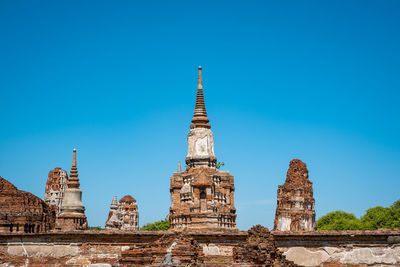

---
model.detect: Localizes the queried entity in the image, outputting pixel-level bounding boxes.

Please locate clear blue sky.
[0,1,399,230]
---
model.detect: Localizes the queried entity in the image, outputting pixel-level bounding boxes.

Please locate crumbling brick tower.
[44,167,68,215]
[169,67,237,229]
[274,159,315,231]
[55,149,87,231]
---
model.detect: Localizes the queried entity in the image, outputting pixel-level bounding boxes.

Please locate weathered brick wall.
[0,176,55,234]
[0,229,399,266]
[274,230,400,266]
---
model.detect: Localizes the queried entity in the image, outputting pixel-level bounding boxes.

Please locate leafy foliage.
[88,226,103,230]
[316,199,400,230]
[361,206,392,230]
[361,201,400,229]
[316,211,361,230]
[216,161,225,169]
[141,219,170,231]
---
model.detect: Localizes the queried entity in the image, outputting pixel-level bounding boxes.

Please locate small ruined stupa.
[55,149,87,231]
[105,195,139,230]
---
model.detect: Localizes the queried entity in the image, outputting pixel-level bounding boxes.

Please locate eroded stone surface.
[7,243,79,257]
[281,246,400,266]
[339,246,400,265]
[284,247,329,266]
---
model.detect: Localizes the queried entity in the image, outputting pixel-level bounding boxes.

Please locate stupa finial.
[191,66,210,129]
[68,148,80,189]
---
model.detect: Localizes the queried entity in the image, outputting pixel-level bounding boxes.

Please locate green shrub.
[316,211,361,230]
[87,226,103,230]
[316,199,400,230]
[141,219,170,231]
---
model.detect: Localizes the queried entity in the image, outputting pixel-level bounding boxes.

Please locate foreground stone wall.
[0,229,399,266]
[275,230,400,266]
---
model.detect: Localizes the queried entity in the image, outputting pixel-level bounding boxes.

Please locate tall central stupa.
[169,67,237,229]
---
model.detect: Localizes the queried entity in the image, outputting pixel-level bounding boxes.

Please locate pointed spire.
[68,148,80,189]
[72,148,77,167]
[178,161,182,172]
[111,196,118,209]
[191,66,211,129]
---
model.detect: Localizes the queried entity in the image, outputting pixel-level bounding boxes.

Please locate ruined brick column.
[274,159,315,231]
[234,225,299,266]
[44,167,68,215]
[169,67,237,229]
[55,149,87,231]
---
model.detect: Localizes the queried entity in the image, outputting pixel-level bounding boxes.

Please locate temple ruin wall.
[0,230,399,266]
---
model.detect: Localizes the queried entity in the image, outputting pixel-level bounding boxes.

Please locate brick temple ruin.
[0,67,399,266]
[105,195,139,230]
[0,176,55,233]
[169,66,236,229]
[274,159,316,231]
[44,167,68,215]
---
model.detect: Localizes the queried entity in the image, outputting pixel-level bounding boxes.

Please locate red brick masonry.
[0,229,398,266]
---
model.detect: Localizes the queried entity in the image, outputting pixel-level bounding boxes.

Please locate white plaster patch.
[277,215,291,231]
[202,244,220,256]
[323,246,339,255]
[121,246,130,252]
[340,247,399,265]
[66,255,91,265]
[284,247,329,267]
[7,243,79,257]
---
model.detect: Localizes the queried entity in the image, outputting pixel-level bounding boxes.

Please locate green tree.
[316,211,362,230]
[391,200,400,210]
[360,206,392,230]
[141,219,170,231]
[389,200,400,228]
[317,200,400,231]
[360,200,400,230]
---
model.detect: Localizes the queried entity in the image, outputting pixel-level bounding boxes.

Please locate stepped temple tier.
[169,67,237,229]
[0,176,55,233]
[55,149,88,231]
[274,159,316,231]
